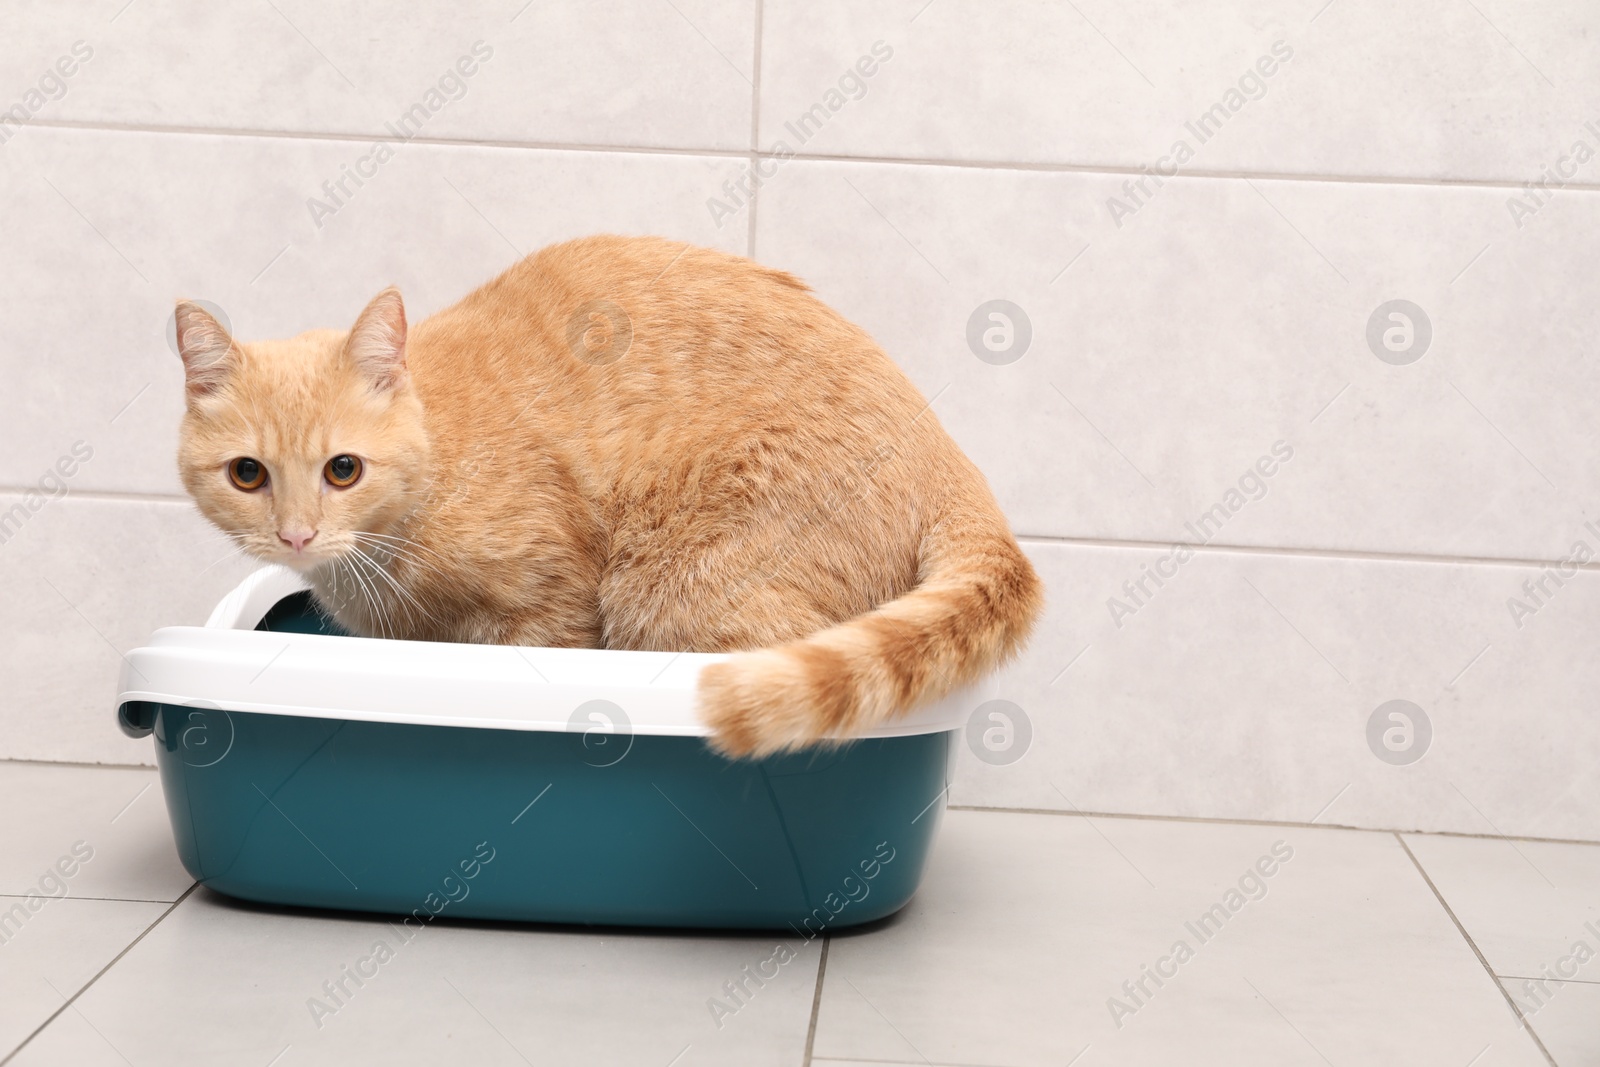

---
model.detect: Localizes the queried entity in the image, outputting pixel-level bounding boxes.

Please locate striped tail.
[697,502,1043,757]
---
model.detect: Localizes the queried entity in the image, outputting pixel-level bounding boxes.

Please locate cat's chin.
[269,552,328,574]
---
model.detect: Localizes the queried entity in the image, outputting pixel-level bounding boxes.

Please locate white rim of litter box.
[114,566,973,738]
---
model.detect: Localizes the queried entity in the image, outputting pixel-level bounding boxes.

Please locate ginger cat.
[176,236,1041,756]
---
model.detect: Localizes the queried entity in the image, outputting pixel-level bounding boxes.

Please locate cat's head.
[176,289,431,572]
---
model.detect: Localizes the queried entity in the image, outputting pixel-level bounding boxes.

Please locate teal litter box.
[115,567,966,930]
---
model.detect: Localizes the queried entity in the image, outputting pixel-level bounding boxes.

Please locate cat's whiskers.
[196,542,249,578]
[349,530,453,573]
[347,543,431,628]
[333,551,390,639]
[360,567,395,641]
[342,540,440,641]
[347,532,454,610]
[358,560,398,640]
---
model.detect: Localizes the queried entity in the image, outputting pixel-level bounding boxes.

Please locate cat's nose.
[278,528,317,553]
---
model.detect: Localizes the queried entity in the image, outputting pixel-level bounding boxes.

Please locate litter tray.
[115,567,966,930]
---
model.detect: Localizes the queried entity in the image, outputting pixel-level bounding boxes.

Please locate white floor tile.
[0,764,190,901]
[814,811,1547,1066]
[1404,833,1600,987]
[0,896,168,1060]
[0,796,1571,1067]
[1501,978,1600,1067]
[3,1008,130,1067]
[9,887,821,1066]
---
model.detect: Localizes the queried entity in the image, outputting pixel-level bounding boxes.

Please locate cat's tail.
[696,501,1043,757]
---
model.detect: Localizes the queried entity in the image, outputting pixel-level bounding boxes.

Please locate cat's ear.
[346,287,408,392]
[174,300,236,398]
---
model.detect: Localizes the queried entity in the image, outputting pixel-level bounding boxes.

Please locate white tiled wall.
[1,1,1594,840]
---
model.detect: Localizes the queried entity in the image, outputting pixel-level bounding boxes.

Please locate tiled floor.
[3,761,1592,1066]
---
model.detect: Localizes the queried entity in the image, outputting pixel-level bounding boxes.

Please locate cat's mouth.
[273,548,326,572]
[266,537,389,576]
[256,538,337,572]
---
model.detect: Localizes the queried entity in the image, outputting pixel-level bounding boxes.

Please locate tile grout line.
[1013,533,1600,574]
[944,804,1600,849]
[15,116,758,157]
[1499,973,1600,989]
[801,935,831,1067]
[811,1057,1026,1067]
[0,488,194,505]
[0,759,166,772]
[0,881,199,1066]
[0,893,182,904]
[1393,833,1559,1067]
[746,0,764,261]
[14,116,1600,194]
[748,148,1600,193]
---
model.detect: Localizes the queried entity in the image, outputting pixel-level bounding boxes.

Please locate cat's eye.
[227,457,267,491]
[325,454,363,488]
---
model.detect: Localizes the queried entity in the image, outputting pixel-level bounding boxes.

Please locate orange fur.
[177,236,1043,756]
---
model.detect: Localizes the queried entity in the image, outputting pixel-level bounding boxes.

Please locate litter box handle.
[118,701,158,739]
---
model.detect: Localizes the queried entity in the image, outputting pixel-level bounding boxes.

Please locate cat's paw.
[697,650,833,759]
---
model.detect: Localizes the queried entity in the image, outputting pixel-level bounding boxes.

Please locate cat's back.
[411,234,949,513]
[574,235,916,396]
[426,234,924,419]
[534,233,812,303]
